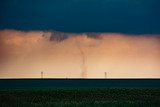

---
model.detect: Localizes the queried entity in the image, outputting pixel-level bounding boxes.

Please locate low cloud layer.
[0,30,160,78]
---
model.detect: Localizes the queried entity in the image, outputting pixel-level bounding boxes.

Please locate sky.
[0,0,160,78]
[0,0,160,34]
[0,30,160,78]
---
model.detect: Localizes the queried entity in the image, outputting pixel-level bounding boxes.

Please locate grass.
[0,88,160,107]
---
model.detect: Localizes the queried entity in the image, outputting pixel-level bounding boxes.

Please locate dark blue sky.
[0,0,160,34]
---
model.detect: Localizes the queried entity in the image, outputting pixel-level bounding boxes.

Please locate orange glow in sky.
[0,30,160,78]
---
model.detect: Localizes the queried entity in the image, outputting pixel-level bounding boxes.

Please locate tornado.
[75,37,88,78]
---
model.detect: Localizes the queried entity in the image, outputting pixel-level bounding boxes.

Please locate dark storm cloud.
[0,0,160,34]
[86,33,101,39]
[49,32,69,42]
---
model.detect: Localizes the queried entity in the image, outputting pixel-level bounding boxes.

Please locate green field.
[0,88,160,107]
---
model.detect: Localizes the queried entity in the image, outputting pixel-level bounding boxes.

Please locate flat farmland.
[0,88,160,107]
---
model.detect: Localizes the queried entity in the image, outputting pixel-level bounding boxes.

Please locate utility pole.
[41,71,43,79]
